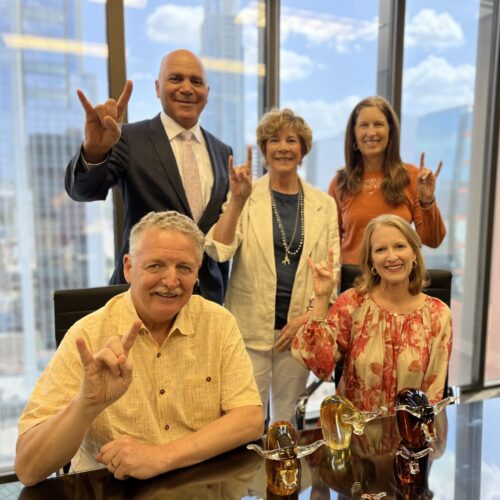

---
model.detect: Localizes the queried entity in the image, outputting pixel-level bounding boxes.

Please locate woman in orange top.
[329,96,446,264]
[292,214,452,412]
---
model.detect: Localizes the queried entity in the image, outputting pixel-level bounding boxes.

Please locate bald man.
[65,50,231,304]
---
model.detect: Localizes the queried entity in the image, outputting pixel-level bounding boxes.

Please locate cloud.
[146,4,203,46]
[281,7,378,52]
[128,71,155,81]
[88,0,148,7]
[405,9,464,51]
[403,55,475,115]
[236,2,377,53]
[480,461,500,500]
[280,49,314,82]
[282,95,361,140]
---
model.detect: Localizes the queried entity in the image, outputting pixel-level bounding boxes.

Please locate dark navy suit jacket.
[65,113,231,304]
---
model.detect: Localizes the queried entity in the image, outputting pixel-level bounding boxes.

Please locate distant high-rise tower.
[200,0,245,159]
[0,0,106,385]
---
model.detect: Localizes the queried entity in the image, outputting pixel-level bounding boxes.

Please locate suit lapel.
[148,114,192,215]
[296,180,324,276]
[248,175,276,276]
[199,128,228,229]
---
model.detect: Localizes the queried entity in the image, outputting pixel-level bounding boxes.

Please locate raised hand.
[76,319,141,409]
[77,80,133,163]
[228,146,253,205]
[307,247,337,299]
[418,152,442,204]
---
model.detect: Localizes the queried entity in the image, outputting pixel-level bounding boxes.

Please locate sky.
[81,0,478,145]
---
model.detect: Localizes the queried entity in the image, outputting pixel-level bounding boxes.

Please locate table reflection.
[2,396,499,499]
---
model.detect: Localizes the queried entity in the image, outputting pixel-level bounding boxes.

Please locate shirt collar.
[160,111,203,144]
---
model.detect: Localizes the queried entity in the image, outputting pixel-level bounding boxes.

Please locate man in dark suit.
[65,49,231,304]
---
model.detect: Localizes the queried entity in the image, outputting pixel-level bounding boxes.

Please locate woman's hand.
[418,152,442,205]
[228,146,253,206]
[274,315,307,352]
[307,247,336,299]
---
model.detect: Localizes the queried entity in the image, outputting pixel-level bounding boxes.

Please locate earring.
[371,267,378,276]
[195,278,200,287]
[353,142,359,151]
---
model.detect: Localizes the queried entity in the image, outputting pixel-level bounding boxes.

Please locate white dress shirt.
[160,111,214,213]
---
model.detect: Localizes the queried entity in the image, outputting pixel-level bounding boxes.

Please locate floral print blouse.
[292,288,452,412]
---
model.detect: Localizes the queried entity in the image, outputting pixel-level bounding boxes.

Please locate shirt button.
[164,424,169,431]
[159,389,165,395]
[156,352,161,358]
[206,376,212,382]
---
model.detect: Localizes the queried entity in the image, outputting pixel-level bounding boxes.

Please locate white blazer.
[205,174,340,351]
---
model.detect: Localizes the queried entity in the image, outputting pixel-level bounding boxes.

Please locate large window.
[487,147,500,384]
[0,0,113,470]
[124,0,263,165]
[400,1,480,387]
[279,1,379,191]
[1,0,500,475]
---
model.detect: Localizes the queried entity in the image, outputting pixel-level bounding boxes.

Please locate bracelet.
[310,316,328,325]
[420,196,435,208]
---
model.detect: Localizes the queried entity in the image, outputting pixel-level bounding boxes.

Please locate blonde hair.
[256,108,313,159]
[356,214,428,295]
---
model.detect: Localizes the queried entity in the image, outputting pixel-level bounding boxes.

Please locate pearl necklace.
[270,182,304,265]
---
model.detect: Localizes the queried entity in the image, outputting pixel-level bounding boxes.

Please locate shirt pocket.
[182,376,221,429]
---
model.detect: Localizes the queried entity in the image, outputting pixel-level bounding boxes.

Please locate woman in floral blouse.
[292,214,452,412]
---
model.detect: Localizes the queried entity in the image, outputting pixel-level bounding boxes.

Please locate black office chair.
[294,265,453,430]
[52,284,129,474]
[54,284,129,346]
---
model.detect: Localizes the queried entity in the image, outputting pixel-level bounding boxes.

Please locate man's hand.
[76,319,141,409]
[77,80,133,163]
[228,146,253,206]
[96,436,165,480]
[418,152,442,205]
[274,315,307,352]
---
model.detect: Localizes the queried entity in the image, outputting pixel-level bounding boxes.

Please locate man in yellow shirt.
[15,211,263,486]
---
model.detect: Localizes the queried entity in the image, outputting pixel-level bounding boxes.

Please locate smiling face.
[370,224,416,287]
[265,127,303,177]
[354,106,390,163]
[155,50,209,129]
[123,228,199,333]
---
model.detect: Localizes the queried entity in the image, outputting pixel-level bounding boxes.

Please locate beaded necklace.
[270,181,304,265]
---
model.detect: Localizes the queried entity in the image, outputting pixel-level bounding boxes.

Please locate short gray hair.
[129,211,205,264]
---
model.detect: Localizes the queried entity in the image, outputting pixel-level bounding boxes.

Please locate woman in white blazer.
[205,109,340,423]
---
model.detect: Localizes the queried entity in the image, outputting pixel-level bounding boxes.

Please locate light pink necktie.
[180,131,203,222]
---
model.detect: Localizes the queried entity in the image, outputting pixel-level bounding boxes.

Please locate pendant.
[282,254,290,265]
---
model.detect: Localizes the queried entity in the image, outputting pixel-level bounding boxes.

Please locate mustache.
[150,287,183,297]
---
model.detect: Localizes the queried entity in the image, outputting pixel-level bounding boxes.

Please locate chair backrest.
[339,264,453,307]
[53,284,129,347]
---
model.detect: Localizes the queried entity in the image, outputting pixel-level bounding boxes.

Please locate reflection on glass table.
[1,396,498,499]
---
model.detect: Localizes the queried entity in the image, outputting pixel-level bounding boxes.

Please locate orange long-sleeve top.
[328,164,446,264]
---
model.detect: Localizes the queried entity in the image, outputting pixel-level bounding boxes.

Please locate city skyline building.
[200,0,245,161]
[0,0,112,468]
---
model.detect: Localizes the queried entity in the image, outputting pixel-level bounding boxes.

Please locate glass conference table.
[1,395,498,499]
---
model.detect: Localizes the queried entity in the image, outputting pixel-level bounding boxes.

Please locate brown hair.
[256,108,312,160]
[356,214,428,295]
[335,96,409,205]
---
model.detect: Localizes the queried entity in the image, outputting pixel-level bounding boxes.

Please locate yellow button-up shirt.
[19,292,261,472]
